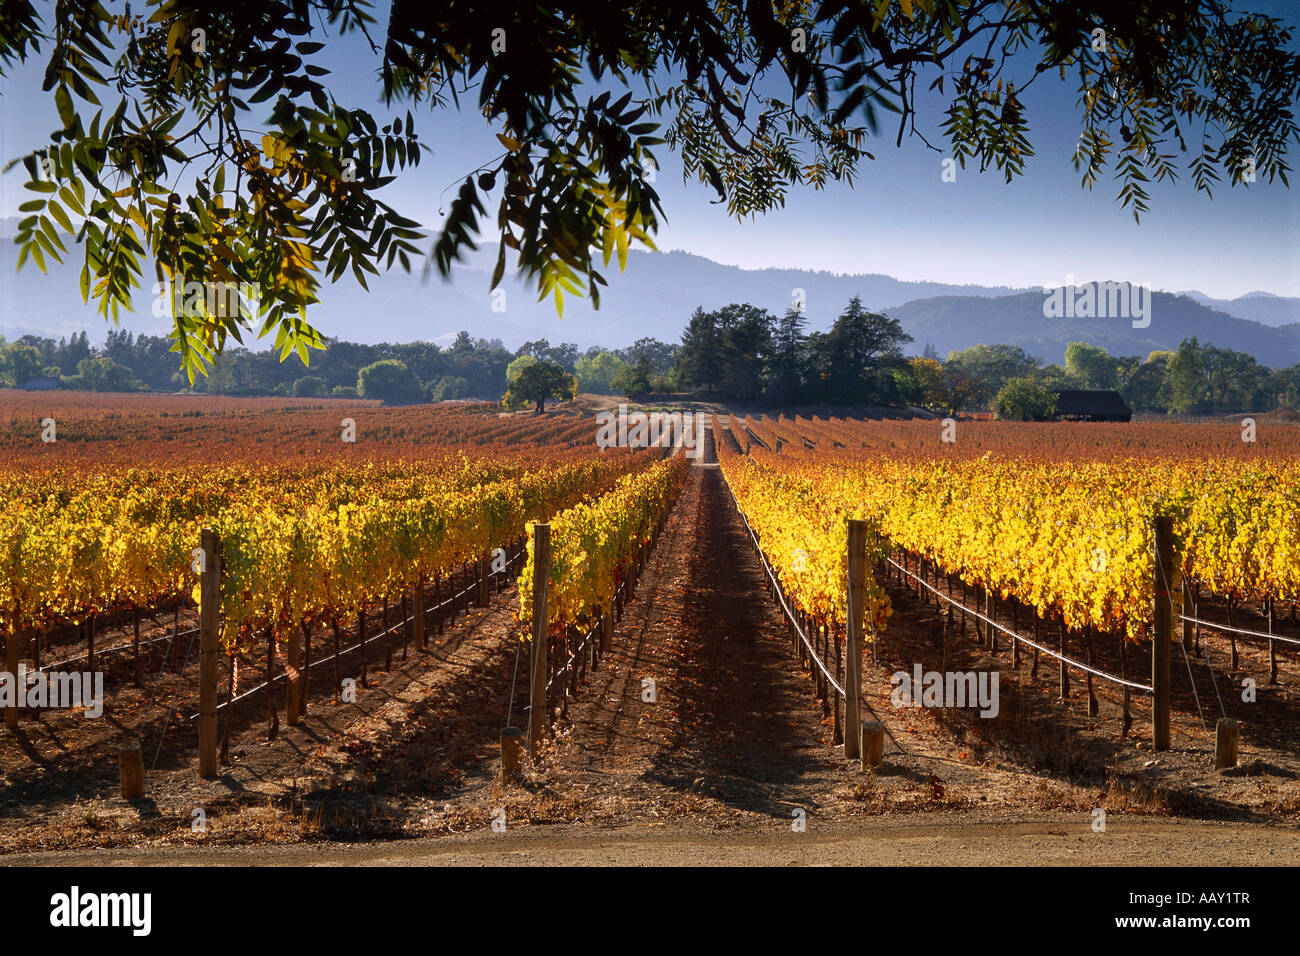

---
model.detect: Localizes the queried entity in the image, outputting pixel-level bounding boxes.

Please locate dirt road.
[8,816,1297,865]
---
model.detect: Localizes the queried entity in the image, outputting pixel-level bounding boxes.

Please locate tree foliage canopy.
[503,358,577,412]
[611,355,653,398]
[575,350,628,394]
[358,358,423,404]
[993,375,1056,420]
[6,0,1299,376]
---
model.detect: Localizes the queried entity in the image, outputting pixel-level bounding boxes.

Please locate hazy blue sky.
[2,1,1297,299]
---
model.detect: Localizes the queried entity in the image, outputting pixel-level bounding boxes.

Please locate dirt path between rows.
[509,460,849,824]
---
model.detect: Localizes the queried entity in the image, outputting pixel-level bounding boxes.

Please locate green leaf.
[351,260,370,290]
[55,85,75,128]
[250,78,280,103]
[491,242,506,289]
[58,184,84,216]
[48,201,73,234]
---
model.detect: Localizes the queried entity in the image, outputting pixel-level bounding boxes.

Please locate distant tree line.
[918,338,1299,418]
[666,300,1300,417]
[0,329,519,401]
[4,313,1298,418]
[0,329,684,408]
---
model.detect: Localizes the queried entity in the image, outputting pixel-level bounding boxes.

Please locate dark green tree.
[517,339,580,372]
[1276,364,1300,409]
[59,331,92,376]
[1168,337,1206,413]
[357,359,423,405]
[675,307,724,393]
[505,359,577,413]
[429,375,470,401]
[945,344,1042,408]
[715,303,774,399]
[74,355,138,392]
[994,377,1056,421]
[611,355,653,399]
[825,297,911,404]
[767,307,809,404]
[1125,351,1175,413]
[1032,363,1074,392]
[1,343,45,386]
[617,337,679,377]
[293,374,328,397]
[575,351,628,395]
[1064,342,1119,390]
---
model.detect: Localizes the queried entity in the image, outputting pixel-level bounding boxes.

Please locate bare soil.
[2,454,1298,863]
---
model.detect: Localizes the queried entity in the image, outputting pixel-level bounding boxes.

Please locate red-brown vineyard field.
[1,391,600,469]
[1,394,1298,864]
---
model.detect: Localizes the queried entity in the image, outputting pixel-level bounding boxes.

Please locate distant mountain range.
[1180,290,1300,328]
[2,215,1298,367]
[888,291,1300,367]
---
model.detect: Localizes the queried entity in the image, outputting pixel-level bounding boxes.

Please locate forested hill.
[886,291,1300,368]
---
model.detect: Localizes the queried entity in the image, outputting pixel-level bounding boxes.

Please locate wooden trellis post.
[198,527,221,778]
[119,739,145,799]
[1152,515,1174,752]
[1215,718,1240,769]
[985,590,995,652]
[413,579,426,650]
[301,619,311,718]
[4,607,22,731]
[1268,596,1277,684]
[600,601,613,652]
[845,520,867,761]
[528,524,551,761]
[286,625,301,726]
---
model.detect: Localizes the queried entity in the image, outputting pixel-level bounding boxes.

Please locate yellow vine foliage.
[518,456,689,637]
[0,449,656,649]
[732,417,1300,640]
[717,428,891,639]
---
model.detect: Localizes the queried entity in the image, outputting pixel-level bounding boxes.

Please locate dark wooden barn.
[1052,389,1132,422]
